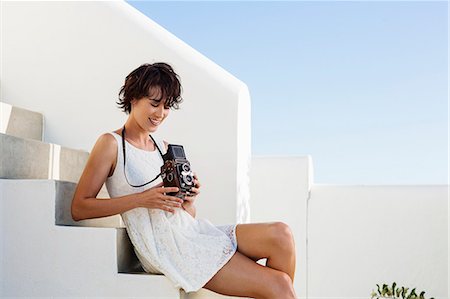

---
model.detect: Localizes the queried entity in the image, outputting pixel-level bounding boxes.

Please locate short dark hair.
[117,62,183,114]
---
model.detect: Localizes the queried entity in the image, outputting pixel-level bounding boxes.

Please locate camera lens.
[167,173,174,182]
[182,163,190,172]
[182,174,193,185]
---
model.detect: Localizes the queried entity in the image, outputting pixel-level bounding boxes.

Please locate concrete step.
[0,179,180,298]
[1,133,86,182]
[1,101,44,141]
[0,133,109,198]
[55,180,123,228]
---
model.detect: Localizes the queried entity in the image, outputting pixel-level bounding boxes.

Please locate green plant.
[371,282,434,299]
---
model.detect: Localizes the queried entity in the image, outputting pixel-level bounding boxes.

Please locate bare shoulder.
[93,133,117,155]
[88,133,117,176]
[163,140,169,151]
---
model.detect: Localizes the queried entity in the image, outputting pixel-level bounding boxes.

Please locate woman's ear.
[130,98,138,111]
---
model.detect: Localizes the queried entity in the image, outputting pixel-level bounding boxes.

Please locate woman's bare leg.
[203,250,296,299]
[235,222,297,282]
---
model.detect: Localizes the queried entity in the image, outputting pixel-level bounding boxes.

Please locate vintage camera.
[160,144,194,200]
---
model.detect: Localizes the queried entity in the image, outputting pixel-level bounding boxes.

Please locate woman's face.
[130,86,170,133]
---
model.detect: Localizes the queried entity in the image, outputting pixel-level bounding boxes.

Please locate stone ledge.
[1,101,44,141]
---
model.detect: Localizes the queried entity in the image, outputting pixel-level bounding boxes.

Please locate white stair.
[1,179,180,298]
[0,132,110,199]
[1,101,44,141]
[56,180,121,228]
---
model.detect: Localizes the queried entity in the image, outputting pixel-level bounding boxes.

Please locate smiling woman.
[117,62,183,114]
[70,62,298,298]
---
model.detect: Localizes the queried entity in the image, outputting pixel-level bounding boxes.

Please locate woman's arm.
[71,134,136,221]
[72,135,182,221]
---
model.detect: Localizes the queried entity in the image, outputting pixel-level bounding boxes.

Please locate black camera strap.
[121,126,164,188]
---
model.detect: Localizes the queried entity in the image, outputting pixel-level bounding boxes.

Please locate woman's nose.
[156,104,164,117]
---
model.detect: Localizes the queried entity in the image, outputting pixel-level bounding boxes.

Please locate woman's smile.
[149,117,162,126]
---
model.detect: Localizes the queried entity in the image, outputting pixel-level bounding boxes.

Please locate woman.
[71,62,297,299]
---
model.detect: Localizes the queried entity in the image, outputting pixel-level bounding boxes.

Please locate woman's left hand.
[182,172,201,206]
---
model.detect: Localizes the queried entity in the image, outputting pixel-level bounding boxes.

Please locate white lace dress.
[105,132,238,293]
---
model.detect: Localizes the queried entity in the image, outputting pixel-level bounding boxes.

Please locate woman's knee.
[263,271,296,299]
[269,222,295,251]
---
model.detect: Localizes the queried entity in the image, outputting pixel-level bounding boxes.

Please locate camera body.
[160,144,194,200]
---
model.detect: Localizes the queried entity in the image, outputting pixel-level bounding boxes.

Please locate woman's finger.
[195,179,201,188]
[152,181,164,188]
[162,204,176,213]
[164,199,182,207]
[158,186,179,194]
[163,195,184,203]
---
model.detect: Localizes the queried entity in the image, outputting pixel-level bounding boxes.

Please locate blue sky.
[127,1,448,185]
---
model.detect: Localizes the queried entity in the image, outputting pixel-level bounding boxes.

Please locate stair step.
[0,133,105,187]
[117,227,145,273]
[55,180,122,228]
[0,101,44,141]
[1,179,180,298]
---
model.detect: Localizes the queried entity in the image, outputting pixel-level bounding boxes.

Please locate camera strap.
[121,126,163,188]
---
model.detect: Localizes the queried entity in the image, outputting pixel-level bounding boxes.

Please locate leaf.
[403,287,410,298]
[419,291,425,299]
[382,284,389,296]
[371,290,377,299]
[387,287,393,297]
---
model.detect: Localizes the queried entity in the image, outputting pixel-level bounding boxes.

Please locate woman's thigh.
[203,250,285,298]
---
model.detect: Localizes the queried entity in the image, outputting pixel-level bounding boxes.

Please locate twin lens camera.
[160,144,194,200]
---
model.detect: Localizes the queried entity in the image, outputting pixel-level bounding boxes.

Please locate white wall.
[308,185,447,299]
[251,156,447,298]
[1,1,251,225]
[250,156,314,298]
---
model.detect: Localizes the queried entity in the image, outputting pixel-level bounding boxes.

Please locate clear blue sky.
[127,1,448,185]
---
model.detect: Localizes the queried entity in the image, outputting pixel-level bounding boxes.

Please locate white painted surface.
[0,179,180,298]
[1,0,250,225]
[308,185,447,299]
[250,156,447,299]
[250,156,314,298]
[0,102,12,133]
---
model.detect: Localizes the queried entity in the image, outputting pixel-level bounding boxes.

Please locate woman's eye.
[151,104,158,108]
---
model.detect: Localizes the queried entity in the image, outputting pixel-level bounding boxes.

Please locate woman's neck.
[123,117,152,147]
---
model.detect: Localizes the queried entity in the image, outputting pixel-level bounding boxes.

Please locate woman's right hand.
[136,182,184,214]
